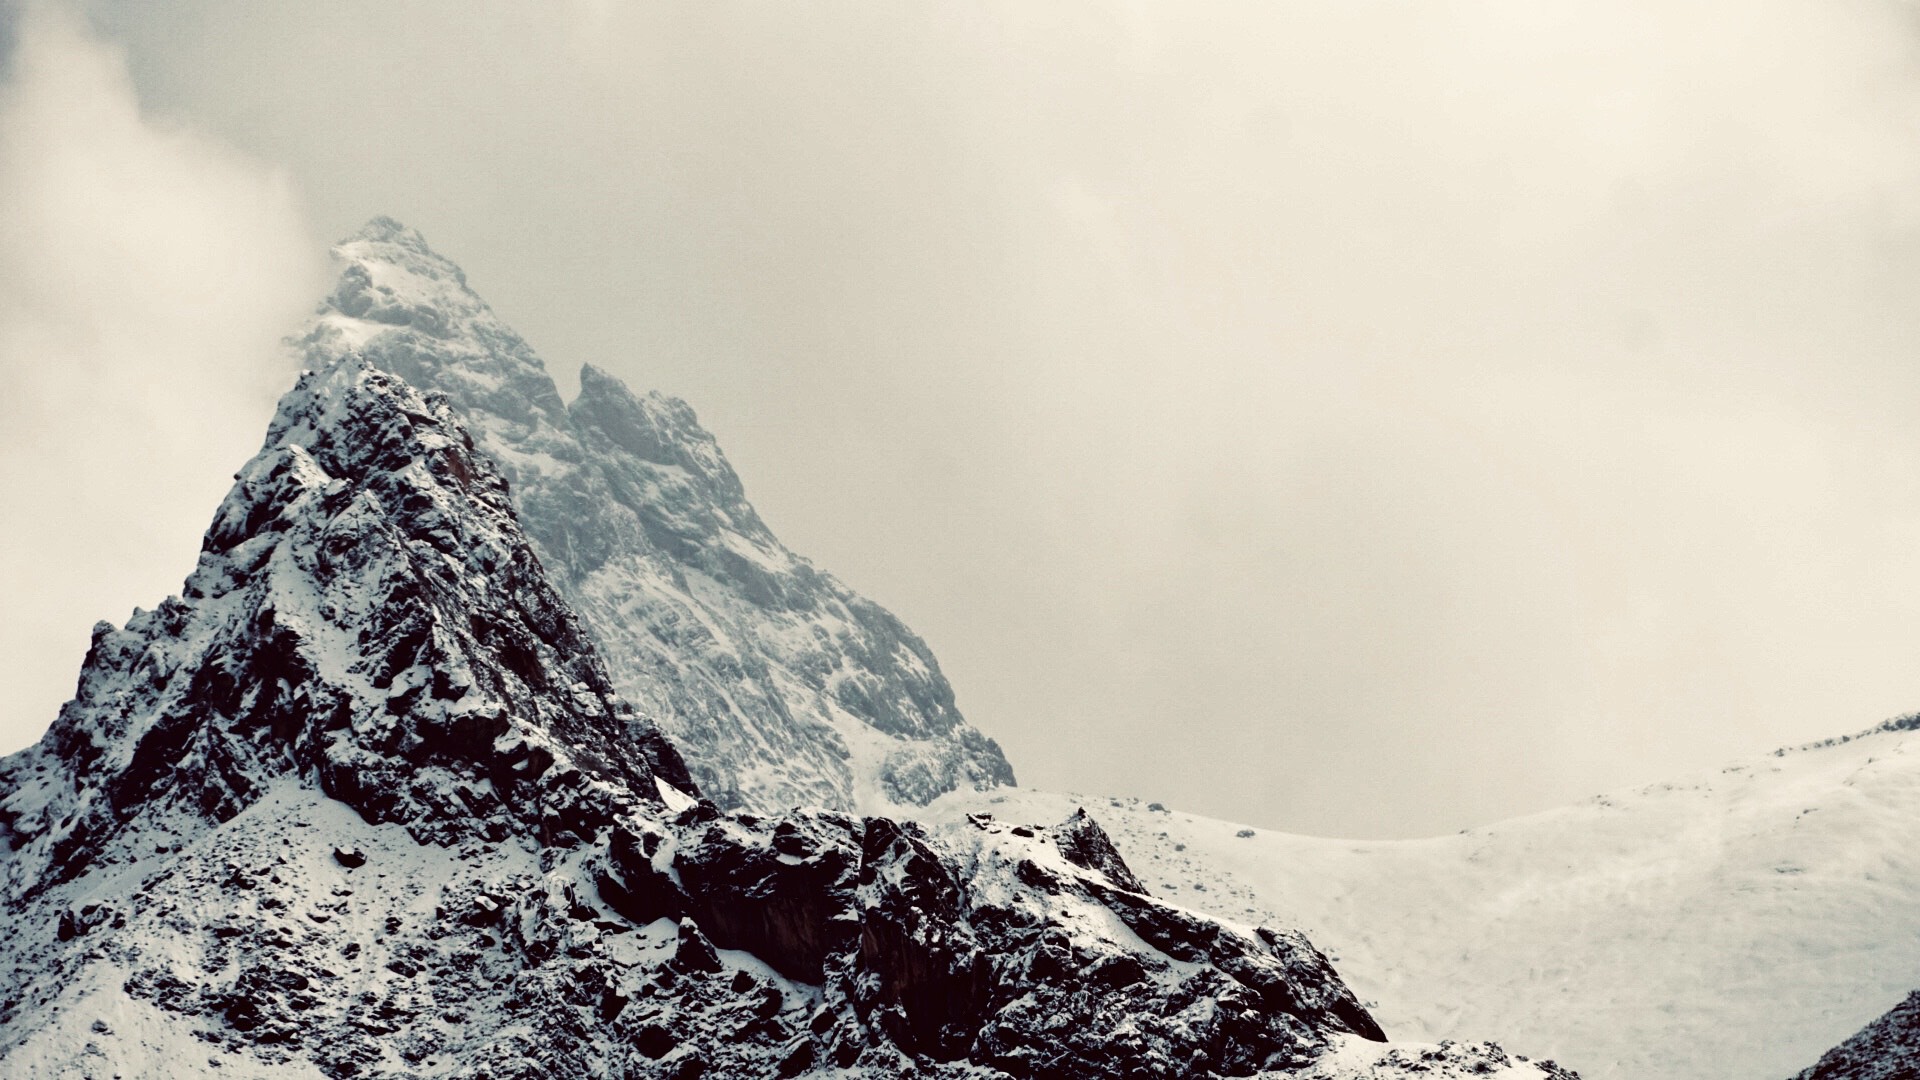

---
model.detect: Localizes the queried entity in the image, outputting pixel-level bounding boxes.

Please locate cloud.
[527,0,1920,835]
[0,2,321,753]
[35,0,1920,834]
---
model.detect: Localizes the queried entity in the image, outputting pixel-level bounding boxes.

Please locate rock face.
[291,217,1012,814]
[605,805,1390,1078]
[0,345,1555,1078]
[1790,992,1920,1080]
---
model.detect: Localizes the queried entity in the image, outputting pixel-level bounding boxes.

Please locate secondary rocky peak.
[0,358,693,900]
[293,218,1015,814]
[573,363,747,493]
[570,362,770,540]
[1052,807,1147,894]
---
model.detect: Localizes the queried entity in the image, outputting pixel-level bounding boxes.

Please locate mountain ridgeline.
[0,221,1577,1078]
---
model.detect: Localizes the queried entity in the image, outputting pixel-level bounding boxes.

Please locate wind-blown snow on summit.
[292,217,1012,814]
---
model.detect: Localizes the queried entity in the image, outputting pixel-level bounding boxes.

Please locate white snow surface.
[923,720,1920,1080]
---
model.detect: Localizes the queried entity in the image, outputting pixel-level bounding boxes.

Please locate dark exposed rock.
[55,903,110,942]
[671,917,722,974]
[853,817,992,1060]
[634,1023,676,1059]
[775,1039,814,1078]
[598,824,688,926]
[672,811,862,983]
[332,846,366,869]
[463,895,503,926]
[1052,807,1146,893]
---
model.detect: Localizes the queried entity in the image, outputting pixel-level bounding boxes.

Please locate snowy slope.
[923,721,1920,1080]
[290,217,1012,814]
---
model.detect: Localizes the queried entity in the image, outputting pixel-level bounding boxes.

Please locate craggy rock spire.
[292,217,1014,814]
[0,358,693,901]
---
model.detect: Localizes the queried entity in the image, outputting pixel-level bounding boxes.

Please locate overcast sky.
[8,0,1920,837]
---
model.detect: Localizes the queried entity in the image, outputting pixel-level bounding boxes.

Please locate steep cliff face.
[0,348,1556,1078]
[289,217,1011,815]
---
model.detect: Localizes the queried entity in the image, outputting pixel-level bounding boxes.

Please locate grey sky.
[7,0,1920,837]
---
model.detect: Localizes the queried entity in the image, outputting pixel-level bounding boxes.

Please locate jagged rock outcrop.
[1789,992,1920,1080]
[1053,805,1149,893]
[291,217,1012,814]
[0,347,1558,1078]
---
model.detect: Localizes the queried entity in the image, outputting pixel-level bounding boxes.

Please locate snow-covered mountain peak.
[0,333,1554,1078]
[326,221,488,336]
[291,219,1015,814]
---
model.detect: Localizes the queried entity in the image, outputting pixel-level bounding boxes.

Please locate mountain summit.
[293,219,1013,814]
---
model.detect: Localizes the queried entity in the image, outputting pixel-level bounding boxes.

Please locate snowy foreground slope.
[924,721,1920,1080]
[290,218,1011,815]
[0,352,1563,1078]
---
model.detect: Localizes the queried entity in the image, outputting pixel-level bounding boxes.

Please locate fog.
[7,0,1920,836]
[0,2,321,769]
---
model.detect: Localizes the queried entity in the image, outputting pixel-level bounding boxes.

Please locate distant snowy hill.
[290,218,1012,815]
[923,719,1920,1080]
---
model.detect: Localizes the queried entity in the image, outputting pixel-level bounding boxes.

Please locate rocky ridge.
[1789,991,1920,1080]
[293,218,1011,814]
[0,345,1561,1078]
